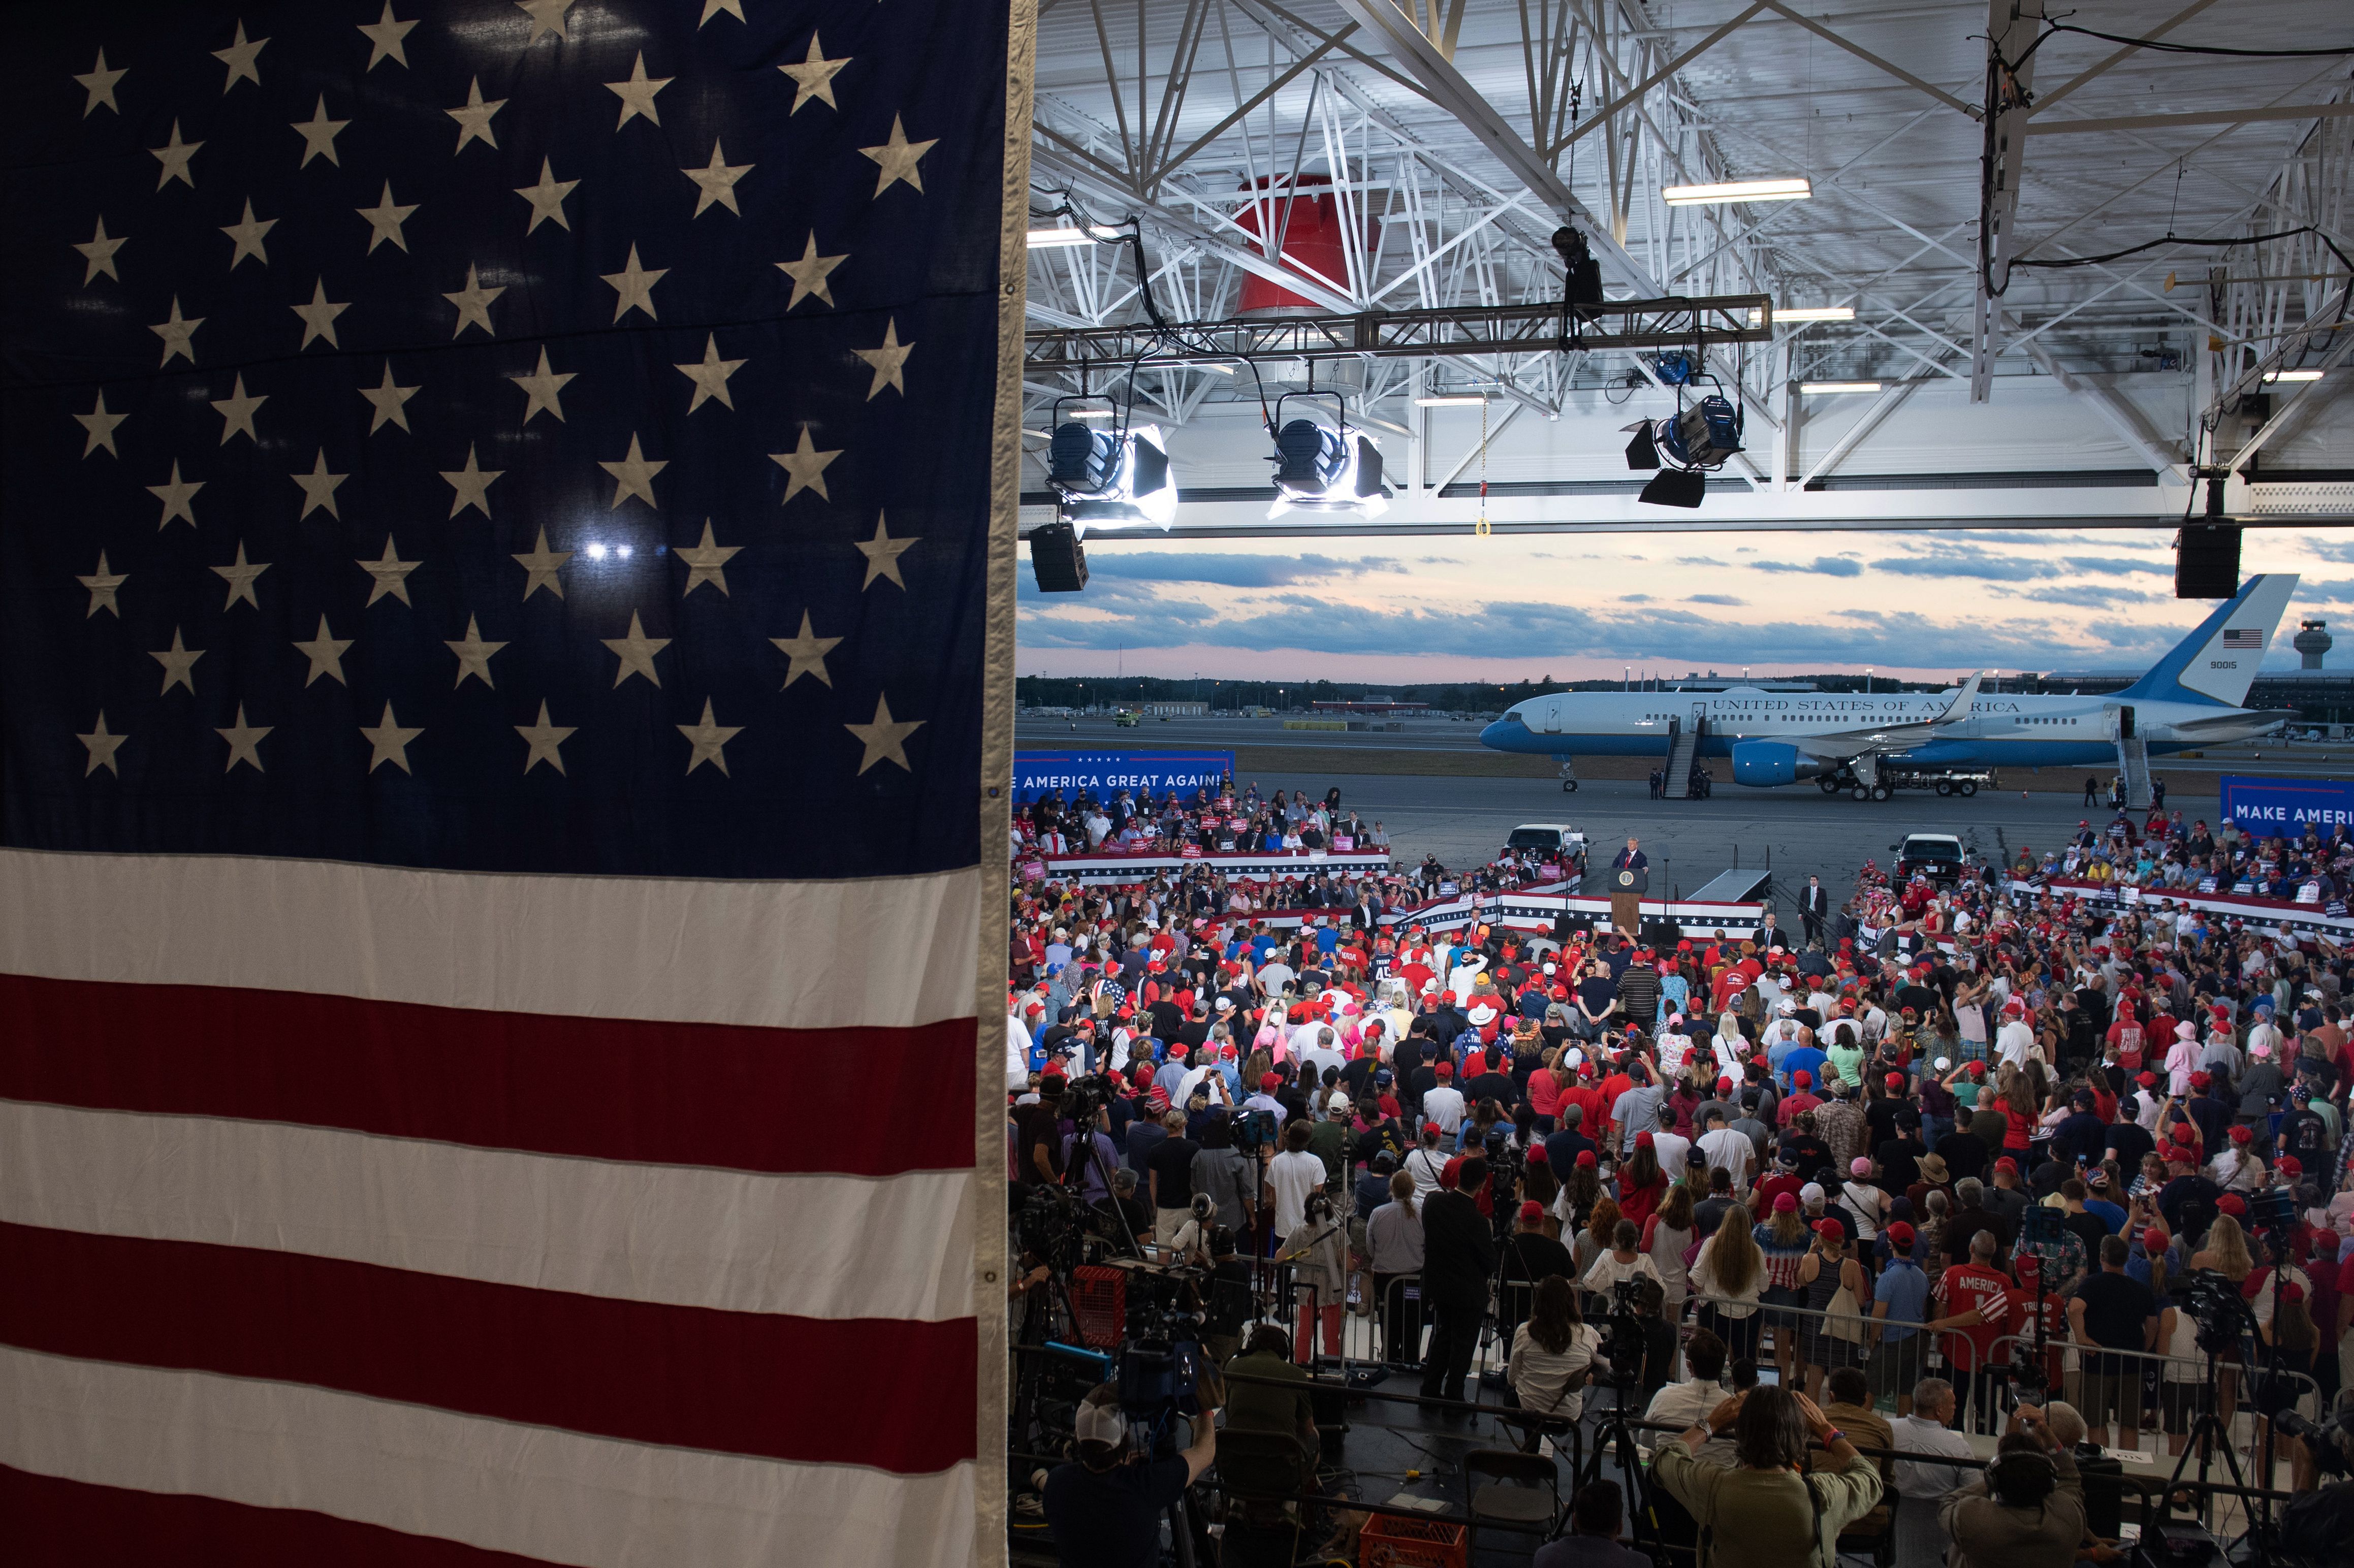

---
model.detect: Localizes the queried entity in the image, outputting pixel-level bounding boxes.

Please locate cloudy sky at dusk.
[1017,529,2354,685]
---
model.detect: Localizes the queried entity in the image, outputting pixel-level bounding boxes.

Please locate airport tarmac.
[1097,771,2169,911]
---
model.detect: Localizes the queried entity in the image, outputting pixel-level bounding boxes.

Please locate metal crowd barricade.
[1986,1330,2324,1496]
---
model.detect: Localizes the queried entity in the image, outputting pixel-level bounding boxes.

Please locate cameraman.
[2279,1390,2354,1559]
[1041,1374,1222,1568]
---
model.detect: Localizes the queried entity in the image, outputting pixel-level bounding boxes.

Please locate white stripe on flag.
[0,848,979,1029]
[0,1101,974,1322]
[0,1347,976,1568]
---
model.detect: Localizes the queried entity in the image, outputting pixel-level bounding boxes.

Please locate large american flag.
[1,3,1012,1564]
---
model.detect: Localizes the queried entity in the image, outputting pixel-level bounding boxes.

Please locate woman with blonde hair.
[1691,1202,1766,1361]
[2193,1210,2255,1424]
[1365,1168,1425,1367]
[1644,1183,1698,1317]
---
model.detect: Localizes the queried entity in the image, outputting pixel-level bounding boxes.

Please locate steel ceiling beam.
[1022,294,1771,368]
[2026,101,2354,139]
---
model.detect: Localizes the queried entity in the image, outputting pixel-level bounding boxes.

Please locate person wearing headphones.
[1040,1373,1222,1568]
[1937,1402,2087,1567]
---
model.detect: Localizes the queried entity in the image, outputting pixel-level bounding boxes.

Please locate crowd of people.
[1016,801,2354,1566]
[2010,806,2354,913]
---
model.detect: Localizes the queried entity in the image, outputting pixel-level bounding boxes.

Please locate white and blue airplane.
[1480,574,2301,799]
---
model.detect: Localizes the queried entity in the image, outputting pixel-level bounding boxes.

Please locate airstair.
[1663,716,1702,798]
[2117,737,2153,809]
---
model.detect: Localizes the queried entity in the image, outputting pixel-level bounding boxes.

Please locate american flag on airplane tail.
[0,2,1011,1564]
[2222,629,2265,649]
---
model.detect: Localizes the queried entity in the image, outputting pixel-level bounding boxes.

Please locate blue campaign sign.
[1012,751,1234,803]
[2219,775,2354,835]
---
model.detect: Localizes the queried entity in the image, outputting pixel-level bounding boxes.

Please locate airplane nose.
[1480,719,1518,748]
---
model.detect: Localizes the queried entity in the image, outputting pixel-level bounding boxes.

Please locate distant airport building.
[1310,695,1430,715]
[1138,701,1208,717]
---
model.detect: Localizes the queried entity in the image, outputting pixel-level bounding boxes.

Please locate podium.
[1608,865,1647,935]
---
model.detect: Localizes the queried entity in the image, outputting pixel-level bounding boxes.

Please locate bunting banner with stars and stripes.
[0,2,1027,1565]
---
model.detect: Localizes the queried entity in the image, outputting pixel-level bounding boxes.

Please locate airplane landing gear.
[1557,759,1578,793]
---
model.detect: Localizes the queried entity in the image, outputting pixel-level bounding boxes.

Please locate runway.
[1262,774,2161,904]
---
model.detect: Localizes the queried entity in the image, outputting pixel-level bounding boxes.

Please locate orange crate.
[1069,1265,1125,1349]
[1360,1512,1468,1568]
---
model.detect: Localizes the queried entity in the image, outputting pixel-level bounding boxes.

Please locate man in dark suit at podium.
[1609,839,1648,937]
[1799,874,1830,945]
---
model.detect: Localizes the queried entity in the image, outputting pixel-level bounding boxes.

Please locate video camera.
[2276,1403,2354,1478]
[2179,1266,2258,1355]
[1597,1277,1650,1388]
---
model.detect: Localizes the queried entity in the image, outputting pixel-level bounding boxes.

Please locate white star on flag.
[516,702,576,774]
[444,263,503,338]
[449,78,506,151]
[442,444,504,518]
[675,521,741,597]
[678,699,744,776]
[361,363,421,433]
[292,450,348,519]
[211,374,266,444]
[607,52,671,128]
[292,97,349,167]
[292,279,349,349]
[151,120,203,188]
[601,244,667,321]
[860,115,936,196]
[777,233,847,309]
[445,615,509,688]
[75,216,126,283]
[856,513,917,589]
[845,694,924,774]
[780,34,850,113]
[221,200,277,268]
[361,702,425,774]
[599,434,667,509]
[516,0,576,43]
[291,616,354,686]
[151,296,203,365]
[79,714,129,777]
[359,3,418,70]
[359,537,422,605]
[682,141,754,217]
[357,182,419,252]
[770,428,842,505]
[854,319,914,399]
[512,528,572,600]
[78,552,128,617]
[516,157,580,233]
[152,628,205,693]
[510,347,577,423]
[772,612,842,689]
[217,704,271,773]
[76,390,127,457]
[148,462,204,528]
[74,49,126,116]
[212,21,268,91]
[603,610,671,688]
[212,540,270,610]
[675,334,745,411]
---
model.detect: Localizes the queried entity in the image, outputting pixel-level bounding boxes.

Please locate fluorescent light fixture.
[1026,227,1093,248]
[1415,395,1487,407]
[1072,408,1116,420]
[2266,368,2325,382]
[1663,177,1811,206]
[1751,305,1855,324]
[1087,223,1125,240]
[1801,381,1882,394]
[1192,361,1236,374]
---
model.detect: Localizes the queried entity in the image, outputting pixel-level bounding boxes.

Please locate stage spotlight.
[1266,393,1387,519]
[1045,403,1175,533]
[1623,393,1743,508]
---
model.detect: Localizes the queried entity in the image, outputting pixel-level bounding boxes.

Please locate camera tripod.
[1572,1373,1661,1559]
[2165,1336,2259,1533]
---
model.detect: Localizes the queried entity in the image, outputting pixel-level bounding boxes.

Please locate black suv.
[1890,833,1966,885]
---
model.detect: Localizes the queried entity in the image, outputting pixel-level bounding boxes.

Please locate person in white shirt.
[1649,1125,1693,1179]
[1402,1123,1450,1196]
[1994,1006,2039,1070]
[1580,1219,1665,1299]
[1508,1276,1604,1428]
[1299,1026,1346,1082]
[2246,1011,2286,1063]
[1891,1378,1977,1566]
[1697,1110,1756,1189]
[1642,1327,1736,1467]
[1421,1066,1468,1137]
[1263,1119,1327,1236]
[1007,1013,1034,1091]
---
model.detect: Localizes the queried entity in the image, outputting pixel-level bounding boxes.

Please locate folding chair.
[1464,1446,1562,1562]
[1834,1478,1899,1566]
[1212,1426,1317,1551]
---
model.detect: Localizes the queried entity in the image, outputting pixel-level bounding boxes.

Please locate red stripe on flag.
[0,1223,977,1475]
[2,1465,558,1568]
[0,973,973,1176]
